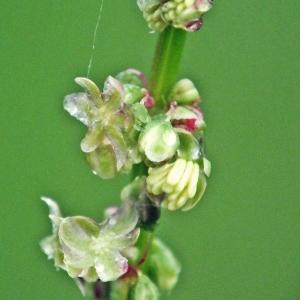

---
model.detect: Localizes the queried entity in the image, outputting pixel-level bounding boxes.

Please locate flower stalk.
[150,27,187,110]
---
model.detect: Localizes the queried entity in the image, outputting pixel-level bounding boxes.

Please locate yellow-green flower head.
[138,0,213,32]
[147,158,210,210]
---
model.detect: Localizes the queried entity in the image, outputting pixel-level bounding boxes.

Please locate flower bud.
[139,116,179,163]
[147,158,207,210]
[131,273,159,300]
[116,69,148,88]
[169,79,200,105]
[143,238,181,292]
[123,84,145,105]
[168,104,206,132]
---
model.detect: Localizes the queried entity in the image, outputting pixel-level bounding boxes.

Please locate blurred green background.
[1,0,300,299]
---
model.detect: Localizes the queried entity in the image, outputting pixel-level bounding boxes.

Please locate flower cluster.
[137,0,213,32]
[42,68,210,296]
[64,70,211,211]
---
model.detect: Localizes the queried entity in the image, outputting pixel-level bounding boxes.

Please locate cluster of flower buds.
[137,0,213,32]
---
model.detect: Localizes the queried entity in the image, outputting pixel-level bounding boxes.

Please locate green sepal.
[59,216,99,252]
[131,103,151,130]
[103,76,124,110]
[111,279,132,300]
[121,176,146,202]
[124,84,145,105]
[87,144,117,179]
[182,171,207,211]
[75,77,102,105]
[131,272,159,300]
[176,129,201,160]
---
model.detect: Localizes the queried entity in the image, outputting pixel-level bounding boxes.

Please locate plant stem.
[128,27,187,275]
[150,26,187,109]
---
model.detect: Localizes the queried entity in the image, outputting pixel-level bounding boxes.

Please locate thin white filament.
[87,0,105,78]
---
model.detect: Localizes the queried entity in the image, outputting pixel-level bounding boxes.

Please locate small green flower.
[147,158,209,210]
[64,75,150,179]
[41,197,140,283]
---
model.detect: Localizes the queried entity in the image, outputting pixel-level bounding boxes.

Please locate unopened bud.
[169,79,200,105]
[139,117,179,163]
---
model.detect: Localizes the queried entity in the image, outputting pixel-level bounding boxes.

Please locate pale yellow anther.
[187,163,200,198]
[176,4,185,13]
[167,159,186,186]
[167,202,178,211]
[162,182,174,194]
[149,177,165,195]
[176,190,189,207]
[168,10,176,20]
[168,190,182,202]
[175,161,193,193]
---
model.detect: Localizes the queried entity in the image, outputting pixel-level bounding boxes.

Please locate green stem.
[129,26,187,279]
[150,27,187,109]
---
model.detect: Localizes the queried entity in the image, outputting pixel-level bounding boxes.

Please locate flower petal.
[41,197,62,233]
[59,216,99,252]
[81,128,103,153]
[87,145,117,179]
[75,77,102,105]
[100,201,139,238]
[94,249,128,282]
[64,92,96,126]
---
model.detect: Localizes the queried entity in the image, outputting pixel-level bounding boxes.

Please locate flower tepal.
[138,0,214,32]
